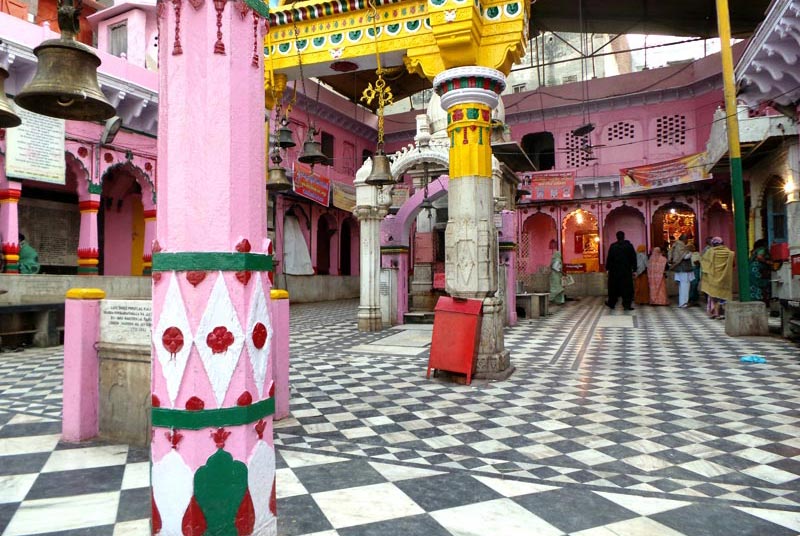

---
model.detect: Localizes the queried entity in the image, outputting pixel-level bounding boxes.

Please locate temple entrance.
[651,202,697,251]
[519,212,558,275]
[562,209,600,272]
[604,205,646,252]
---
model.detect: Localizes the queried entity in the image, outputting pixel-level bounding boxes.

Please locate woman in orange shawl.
[648,247,669,305]
[634,245,650,305]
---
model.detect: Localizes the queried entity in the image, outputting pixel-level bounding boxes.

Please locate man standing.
[606,230,637,310]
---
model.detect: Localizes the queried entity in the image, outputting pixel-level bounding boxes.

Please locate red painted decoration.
[145,161,154,172]
[255,419,266,439]
[185,396,205,411]
[172,0,183,55]
[162,326,185,357]
[153,273,163,283]
[252,323,267,350]
[267,241,273,255]
[166,430,184,449]
[213,0,226,54]
[144,209,157,219]
[211,427,231,449]
[330,60,358,72]
[152,394,161,407]
[207,326,235,354]
[268,383,275,397]
[235,489,256,535]
[152,493,163,534]
[77,146,89,158]
[186,271,207,286]
[235,271,252,285]
[236,239,252,253]
[104,152,114,163]
[153,240,162,253]
[181,496,207,536]
[268,271,274,285]
[237,391,253,406]
[77,248,100,259]
[269,479,277,516]
[252,11,260,67]
[78,200,101,212]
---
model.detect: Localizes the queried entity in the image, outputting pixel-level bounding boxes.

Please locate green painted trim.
[244,0,269,17]
[152,397,275,430]
[730,156,751,301]
[380,246,409,254]
[77,266,99,274]
[152,252,273,272]
[499,242,517,251]
[87,182,103,195]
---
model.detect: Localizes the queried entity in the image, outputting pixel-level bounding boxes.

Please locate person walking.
[648,247,669,305]
[634,245,650,305]
[605,231,637,311]
[701,237,734,319]
[549,249,565,304]
[668,233,694,308]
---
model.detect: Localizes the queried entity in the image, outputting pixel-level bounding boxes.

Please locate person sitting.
[19,234,40,274]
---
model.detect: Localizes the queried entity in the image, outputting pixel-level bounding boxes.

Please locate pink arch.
[381,176,449,247]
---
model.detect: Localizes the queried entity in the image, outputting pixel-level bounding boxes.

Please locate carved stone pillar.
[142,207,156,275]
[434,66,512,378]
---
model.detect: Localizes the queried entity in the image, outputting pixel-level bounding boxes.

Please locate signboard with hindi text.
[331,182,356,212]
[5,104,66,185]
[518,170,575,201]
[620,153,710,194]
[293,164,331,206]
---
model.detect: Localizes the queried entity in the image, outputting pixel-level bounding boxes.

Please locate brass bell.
[15,0,115,121]
[298,139,328,166]
[420,196,433,210]
[365,150,394,187]
[267,149,292,191]
[0,68,22,128]
[275,119,295,149]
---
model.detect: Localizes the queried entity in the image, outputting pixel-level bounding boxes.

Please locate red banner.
[620,153,710,194]
[518,171,575,201]
[792,254,800,277]
[293,164,331,206]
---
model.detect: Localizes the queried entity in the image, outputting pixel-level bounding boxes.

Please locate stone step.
[404,311,435,324]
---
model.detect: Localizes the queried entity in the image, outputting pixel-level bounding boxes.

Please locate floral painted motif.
[207,326,235,354]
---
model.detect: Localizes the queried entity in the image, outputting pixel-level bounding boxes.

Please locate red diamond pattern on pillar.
[152,492,163,533]
[182,496,207,536]
[154,274,195,406]
[246,276,272,398]
[235,489,256,535]
[186,271,207,286]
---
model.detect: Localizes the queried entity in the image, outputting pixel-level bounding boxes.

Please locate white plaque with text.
[5,104,66,185]
[101,300,152,347]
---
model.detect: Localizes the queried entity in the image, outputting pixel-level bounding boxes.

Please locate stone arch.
[562,208,600,272]
[603,205,646,252]
[651,201,697,251]
[65,151,93,197]
[315,212,338,275]
[389,144,450,180]
[519,212,557,275]
[381,175,449,248]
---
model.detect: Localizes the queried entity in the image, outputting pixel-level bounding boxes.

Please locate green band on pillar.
[77,266,99,274]
[152,397,275,430]
[152,252,273,272]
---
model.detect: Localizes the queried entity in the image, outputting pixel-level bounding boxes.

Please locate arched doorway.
[316,213,336,275]
[100,166,144,275]
[519,212,557,275]
[340,217,358,276]
[562,209,600,272]
[651,202,697,252]
[604,205,646,252]
[761,175,789,246]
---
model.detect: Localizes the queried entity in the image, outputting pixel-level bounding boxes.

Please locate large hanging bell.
[298,139,328,166]
[365,150,394,187]
[0,68,22,128]
[15,0,115,122]
[267,166,292,191]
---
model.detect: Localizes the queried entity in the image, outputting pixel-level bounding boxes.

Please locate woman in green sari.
[549,250,565,304]
[749,238,771,304]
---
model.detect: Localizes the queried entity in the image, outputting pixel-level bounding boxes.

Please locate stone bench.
[0,302,65,347]
[516,292,550,318]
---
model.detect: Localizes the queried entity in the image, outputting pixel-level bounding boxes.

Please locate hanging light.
[0,68,21,128]
[297,124,328,167]
[15,0,115,121]
[575,210,584,224]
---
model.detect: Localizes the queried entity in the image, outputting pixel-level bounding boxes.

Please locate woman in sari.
[648,247,669,305]
[701,237,734,319]
[549,250,565,304]
[634,245,650,305]
[749,238,772,304]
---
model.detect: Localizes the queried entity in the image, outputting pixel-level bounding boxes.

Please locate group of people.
[603,231,774,317]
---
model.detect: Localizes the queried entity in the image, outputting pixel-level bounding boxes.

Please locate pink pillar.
[143,207,156,275]
[0,180,22,273]
[150,2,276,534]
[62,288,105,442]
[77,195,101,275]
[270,290,290,420]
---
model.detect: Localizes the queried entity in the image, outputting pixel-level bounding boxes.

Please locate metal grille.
[656,115,687,147]
[517,227,530,273]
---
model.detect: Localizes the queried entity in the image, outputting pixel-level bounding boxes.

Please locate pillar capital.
[433,66,505,110]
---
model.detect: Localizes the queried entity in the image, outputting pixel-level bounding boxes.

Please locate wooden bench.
[0,302,65,347]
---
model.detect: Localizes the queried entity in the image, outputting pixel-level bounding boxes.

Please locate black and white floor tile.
[1,298,800,535]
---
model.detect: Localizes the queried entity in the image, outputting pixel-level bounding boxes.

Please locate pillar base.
[474,296,513,379]
[357,307,383,331]
[725,301,769,336]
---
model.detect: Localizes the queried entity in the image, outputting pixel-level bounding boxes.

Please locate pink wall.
[102,198,134,275]
[96,8,149,67]
[521,212,557,273]
[603,206,647,253]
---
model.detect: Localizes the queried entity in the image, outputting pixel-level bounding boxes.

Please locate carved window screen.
[656,115,687,147]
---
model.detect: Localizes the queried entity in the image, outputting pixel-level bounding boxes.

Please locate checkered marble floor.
[2,298,800,535]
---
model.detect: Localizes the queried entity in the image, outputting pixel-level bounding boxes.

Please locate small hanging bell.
[298,137,328,166]
[275,124,295,148]
[365,150,394,187]
[15,0,115,121]
[267,150,292,191]
[420,196,433,210]
[0,68,22,128]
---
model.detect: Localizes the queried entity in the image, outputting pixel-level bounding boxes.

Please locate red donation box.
[427,297,483,384]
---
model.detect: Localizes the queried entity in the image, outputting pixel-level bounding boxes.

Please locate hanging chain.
[360,0,393,148]
[291,1,311,133]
